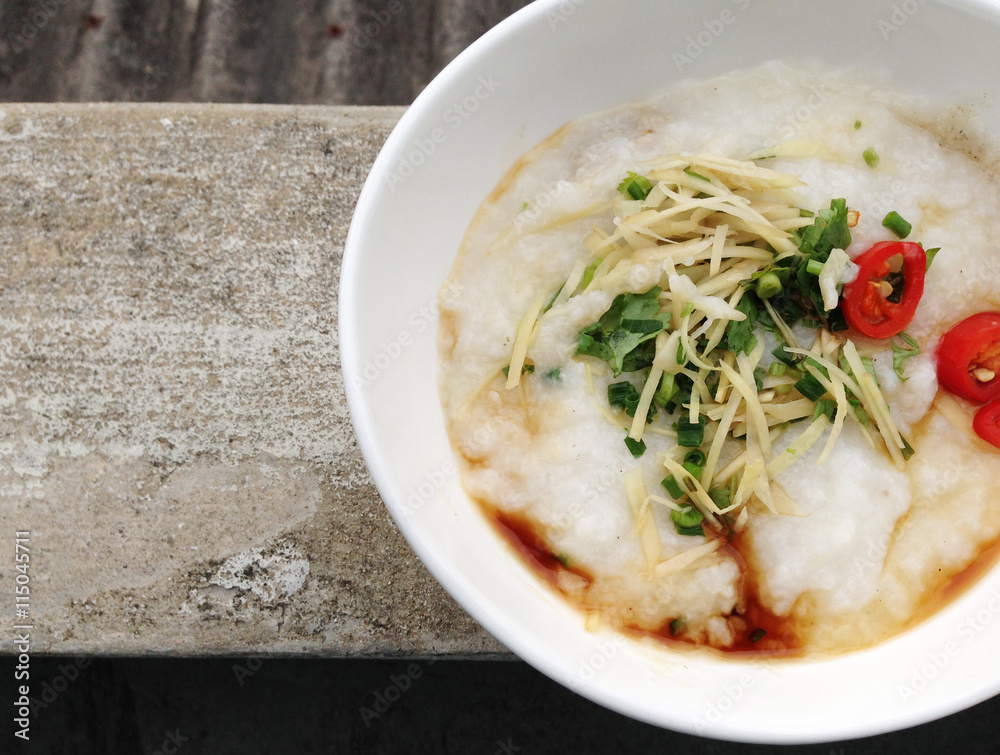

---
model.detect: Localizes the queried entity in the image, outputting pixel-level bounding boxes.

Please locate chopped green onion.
[671,504,704,530]
[795,373,827,402]
[669,618,686,636]
[676,416,706,447]
[924,247,940,271]
[554,553,571,567]
[863,147,880,168]
[624,436,646,458]
[755,271,783,299]
[772,343,799,367]
[675,524,705,537]
[799,208,815,218]
[814,398,837,422]
[805,259,824,276]
[617,171,653,200]
[854,120,862,130]
[661,475,685,500]
[901,436,916,461]
[773,383,793,395]
[709,485,731,510]
[684,448,707,466]
[683,166,711,183]
[851,402,871,429]
[682,459,703,481]
[749,628,767,643]
[769,362,788,377]
[654,373,679,408]
[882,211,912,239]
[579,260,600,291]
[608,381,637,411]
[542,284,564,314]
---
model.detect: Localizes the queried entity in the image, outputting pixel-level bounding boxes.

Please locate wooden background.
[0,0,533,104]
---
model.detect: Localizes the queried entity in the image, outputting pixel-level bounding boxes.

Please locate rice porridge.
[437,63,1000,655]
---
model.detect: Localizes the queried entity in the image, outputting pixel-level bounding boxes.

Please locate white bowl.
[340,0,1000,742]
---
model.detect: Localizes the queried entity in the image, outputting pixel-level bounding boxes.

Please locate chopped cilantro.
[502,364,534,378]
[891,333,920,380]
[576,288,671,375]
[924,247,940,271]
[726,296,759,355]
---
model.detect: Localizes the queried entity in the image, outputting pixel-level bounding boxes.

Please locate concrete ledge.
[0,103,507,657]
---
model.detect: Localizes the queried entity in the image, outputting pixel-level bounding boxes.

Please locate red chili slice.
[841,241,926,339]
[937,312,1000,403]
[973,398,1000,449]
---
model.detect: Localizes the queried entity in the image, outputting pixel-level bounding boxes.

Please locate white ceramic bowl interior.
[340,0,1000,742]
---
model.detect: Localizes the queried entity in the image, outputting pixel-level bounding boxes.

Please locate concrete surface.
[0,103,506,657]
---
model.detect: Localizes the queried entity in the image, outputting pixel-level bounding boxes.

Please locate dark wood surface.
[12,655,1000,754]
[0,0,533,105]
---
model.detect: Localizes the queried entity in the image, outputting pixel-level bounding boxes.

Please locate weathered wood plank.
[0,0,534,104]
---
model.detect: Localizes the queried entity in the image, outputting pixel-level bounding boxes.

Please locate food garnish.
[974,399,1000,449]
[841,241,926,338]
[936,312,1000,403]
[881,211,912,239]
[503,155,925,539]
